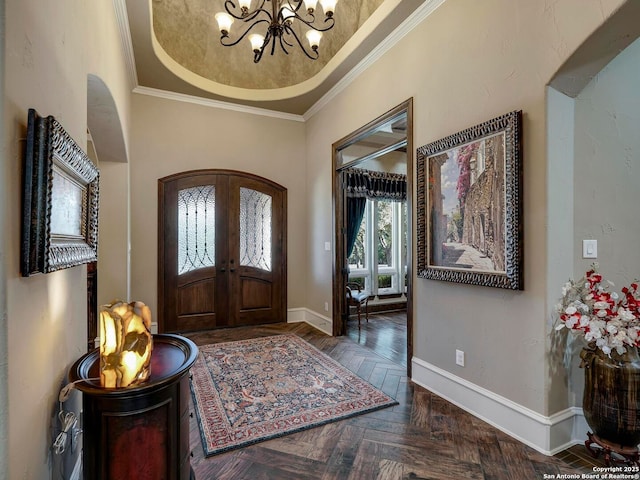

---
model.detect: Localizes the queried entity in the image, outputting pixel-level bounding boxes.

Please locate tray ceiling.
[123,0,433,115]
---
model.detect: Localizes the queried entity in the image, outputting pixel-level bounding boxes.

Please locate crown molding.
[133,86,305,122]
[304,0,446,121]
[113,0,138,89]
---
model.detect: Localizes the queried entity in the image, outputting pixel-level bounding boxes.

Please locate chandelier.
[215,0,338,63]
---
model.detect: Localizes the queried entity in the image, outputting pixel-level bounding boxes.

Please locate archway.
[546,0,640,449]
[86,74,129,347]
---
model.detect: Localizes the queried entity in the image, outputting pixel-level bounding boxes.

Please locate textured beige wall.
[3,0,131,478]
[98,161,131,307]
[305,0,626,415]
[545,87,577,414]
[0,0,7,475]
[574,37,640,287]
[129,94,308,321]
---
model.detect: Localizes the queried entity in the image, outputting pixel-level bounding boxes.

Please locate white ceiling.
[119,0,444,117]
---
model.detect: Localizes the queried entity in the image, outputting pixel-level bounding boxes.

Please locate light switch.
[583,239,597,259]
[324,242,331,251]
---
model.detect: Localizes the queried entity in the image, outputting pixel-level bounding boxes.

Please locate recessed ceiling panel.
[152,0,384,90]
[124,0,429,114]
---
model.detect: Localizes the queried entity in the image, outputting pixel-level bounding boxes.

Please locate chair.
[346,282,369,329]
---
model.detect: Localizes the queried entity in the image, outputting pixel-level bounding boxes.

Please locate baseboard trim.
[411,357,586,455]
[287,308,333,336]
[571,406,589,448]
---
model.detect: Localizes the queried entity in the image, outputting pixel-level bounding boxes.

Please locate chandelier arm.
[220,18,272,48]
[223,0,270,22]
[278,33,292,55]
[272,34,281,56]
[279,0,306,22]
[288,14,335,32]
[280,34,294,48]
[253,29,273,63]
[282,24,319,60]
[284,0,304,14]
[278,1,334,32]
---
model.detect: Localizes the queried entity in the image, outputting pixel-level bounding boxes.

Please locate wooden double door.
[158,170,287,332]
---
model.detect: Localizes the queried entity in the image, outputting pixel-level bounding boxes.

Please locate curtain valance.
[343,168,407,201]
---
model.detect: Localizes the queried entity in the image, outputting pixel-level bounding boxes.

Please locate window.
[348,199,407,296]
[177,185,216,275]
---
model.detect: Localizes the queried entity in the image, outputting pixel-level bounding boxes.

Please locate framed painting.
[21,108,100,276]
[417,110,523,290]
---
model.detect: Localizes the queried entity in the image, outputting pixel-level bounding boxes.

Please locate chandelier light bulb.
[281,6,296,24]
[304,0,318,13]
[305,30,322,50]
[319,0,338,17]
[215,12,234,35]
[249,33,265,53]
[238,0,252,12]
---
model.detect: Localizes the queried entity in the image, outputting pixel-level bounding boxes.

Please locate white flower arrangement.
[555,265,640,356]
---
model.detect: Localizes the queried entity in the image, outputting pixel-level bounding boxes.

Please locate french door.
[158,170,287,332]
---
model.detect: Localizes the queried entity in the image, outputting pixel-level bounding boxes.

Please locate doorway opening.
[332,99,413,376]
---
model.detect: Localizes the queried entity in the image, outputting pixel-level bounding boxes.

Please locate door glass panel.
[239,187,272,271]
[177,185,215,274]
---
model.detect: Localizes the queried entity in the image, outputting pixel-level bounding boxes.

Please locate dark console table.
[69,334,198,480]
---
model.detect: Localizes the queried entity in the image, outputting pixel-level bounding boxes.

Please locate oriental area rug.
[190,334,398,456]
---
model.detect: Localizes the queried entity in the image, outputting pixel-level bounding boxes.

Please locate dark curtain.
[346,197,367,257]
[343,168,407,257]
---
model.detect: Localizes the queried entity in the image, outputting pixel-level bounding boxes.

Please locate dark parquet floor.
[347,310,407,368]
[184,315,602,479]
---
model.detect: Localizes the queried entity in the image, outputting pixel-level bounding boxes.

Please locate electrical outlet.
[456,349,465,367]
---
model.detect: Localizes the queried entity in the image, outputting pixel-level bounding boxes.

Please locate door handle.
[219,268,226,273]
[229,268,236,272]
